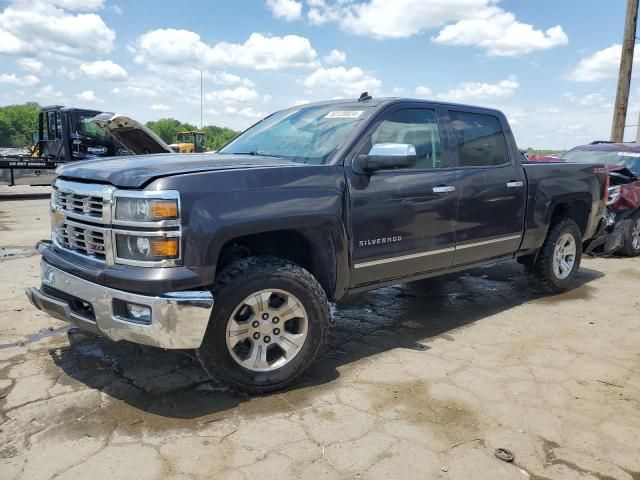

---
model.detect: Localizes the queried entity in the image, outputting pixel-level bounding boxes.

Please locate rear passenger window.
[363,109,444,169]
[449,111,510,167]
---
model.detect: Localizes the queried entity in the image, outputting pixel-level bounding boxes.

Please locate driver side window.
[362,109,443,169]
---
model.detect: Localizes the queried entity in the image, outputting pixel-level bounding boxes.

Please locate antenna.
[358,91,372,102]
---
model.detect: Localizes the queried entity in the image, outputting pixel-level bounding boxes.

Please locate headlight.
[115,197,179,223]
[115,234,179,262]
[112,190,181,266]
[607,186,622,205]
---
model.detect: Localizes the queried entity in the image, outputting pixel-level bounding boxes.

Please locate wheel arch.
[212,225,345,301]
[547,195,591,235]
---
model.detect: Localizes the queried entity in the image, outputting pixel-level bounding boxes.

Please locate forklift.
[169,131,206,153]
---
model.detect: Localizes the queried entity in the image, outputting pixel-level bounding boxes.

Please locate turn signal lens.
[151,238,179,257]
[150,200,179,219]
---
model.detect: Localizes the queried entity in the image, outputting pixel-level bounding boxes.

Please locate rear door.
[346,104,459,286]
[446,109,526,265]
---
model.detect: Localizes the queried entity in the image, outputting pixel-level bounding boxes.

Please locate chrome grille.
[54,220,107,260]
[54,190,103,219]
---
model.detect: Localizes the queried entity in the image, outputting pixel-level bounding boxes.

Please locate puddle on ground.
[0,326,70,350]
[0,247,36,259]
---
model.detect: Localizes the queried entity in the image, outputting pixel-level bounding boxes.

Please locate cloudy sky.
[0,0,636,148]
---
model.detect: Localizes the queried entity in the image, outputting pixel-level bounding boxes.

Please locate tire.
[530,218,583,294]
[619,213,640,257]
[197,256,330,394]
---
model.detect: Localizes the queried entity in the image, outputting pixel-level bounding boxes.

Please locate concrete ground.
[1,185,639,480]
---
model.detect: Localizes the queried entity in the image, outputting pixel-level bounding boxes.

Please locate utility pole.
[611,0,639,142]
[200,68,203,131]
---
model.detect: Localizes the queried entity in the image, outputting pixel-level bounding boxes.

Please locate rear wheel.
[197,256,329,394]
[530,218,582,294]
[619,214,640,257]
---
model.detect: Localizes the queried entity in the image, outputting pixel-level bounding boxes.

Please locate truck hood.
[56,153,302,188]
[89,113,174,154]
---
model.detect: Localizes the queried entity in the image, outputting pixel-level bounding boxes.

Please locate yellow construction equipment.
[169,131,206,153]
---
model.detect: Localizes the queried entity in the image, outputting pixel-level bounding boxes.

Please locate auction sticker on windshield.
[325,110,364,119]
[617,152,640,158]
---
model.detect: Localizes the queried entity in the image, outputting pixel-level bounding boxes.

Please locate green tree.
[202,124,238,150]
[145,118,197,144]
[146,118,238,150]
[0,103,39,147]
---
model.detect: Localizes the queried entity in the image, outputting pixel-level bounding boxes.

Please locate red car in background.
[529,142,640,257]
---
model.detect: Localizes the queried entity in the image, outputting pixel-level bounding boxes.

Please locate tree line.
[0,103,238,150]
[146,118,238,150]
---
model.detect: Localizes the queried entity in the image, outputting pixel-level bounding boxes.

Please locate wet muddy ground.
[1,185,639,479]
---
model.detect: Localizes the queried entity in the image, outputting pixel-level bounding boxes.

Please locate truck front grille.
[54,220,107,260]
[54,190,104,219]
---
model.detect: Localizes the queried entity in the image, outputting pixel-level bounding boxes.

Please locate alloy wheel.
[225,289,308,372]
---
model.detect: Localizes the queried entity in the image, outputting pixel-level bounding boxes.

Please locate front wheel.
[619,213,640,257]
[197,256,329,394]
[530,218,583,294]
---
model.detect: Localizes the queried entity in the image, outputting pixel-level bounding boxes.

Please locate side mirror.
[352,143,417,174]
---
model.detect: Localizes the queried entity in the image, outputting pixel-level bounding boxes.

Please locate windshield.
[220,105,375,164]
[75,113,110,140]
[177,132,193,143]
[564,148,640,176]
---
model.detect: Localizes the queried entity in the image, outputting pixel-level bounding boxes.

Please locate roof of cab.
[287,96,507,117]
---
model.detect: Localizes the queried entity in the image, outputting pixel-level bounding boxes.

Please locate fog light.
[126,302,151,323]
[42,264,55,286]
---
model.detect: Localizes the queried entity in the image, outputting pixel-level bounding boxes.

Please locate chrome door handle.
[433,185,456,193]
[506,181,524,188]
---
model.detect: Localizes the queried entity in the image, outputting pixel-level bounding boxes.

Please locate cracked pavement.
[1,185,640,480]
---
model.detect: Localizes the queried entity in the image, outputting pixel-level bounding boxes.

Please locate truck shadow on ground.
[49,260,603,421]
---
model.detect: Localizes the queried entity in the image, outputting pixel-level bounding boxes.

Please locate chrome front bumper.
[26,260,214,349]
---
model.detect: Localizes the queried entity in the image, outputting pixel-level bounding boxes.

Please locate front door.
[346,106,459,287]
[446,109,527,265]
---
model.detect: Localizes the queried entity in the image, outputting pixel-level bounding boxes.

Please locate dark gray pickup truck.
[27,97,607,392]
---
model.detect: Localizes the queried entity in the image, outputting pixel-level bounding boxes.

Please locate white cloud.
[437,76,519,102]
[307,0,567,56]
[79,60,128,80]
[134,29,318,71]
[108,4,123,15]
[323,49,346,65]
[415,85,432,97]
[17,58,44,73]
[76,90,103,103]
[206,86,259,104]
[48,0,105,11]
[563,92,612,109]
[433,7,568,57]
[208,71,255,88]
[0,0,115,56]
[58,66,78,80]
[0,72,39,86]
[310,0,480,38]
[111,85,158,97]
[224,106,266,119]
[35,84,64,101]
[150,103,171,111]
[303,66,381,96]
[0,29,26,55]
[566,44,640,82]
[266,0,302,21]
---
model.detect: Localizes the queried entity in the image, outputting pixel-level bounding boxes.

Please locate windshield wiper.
[229,151,282,158]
